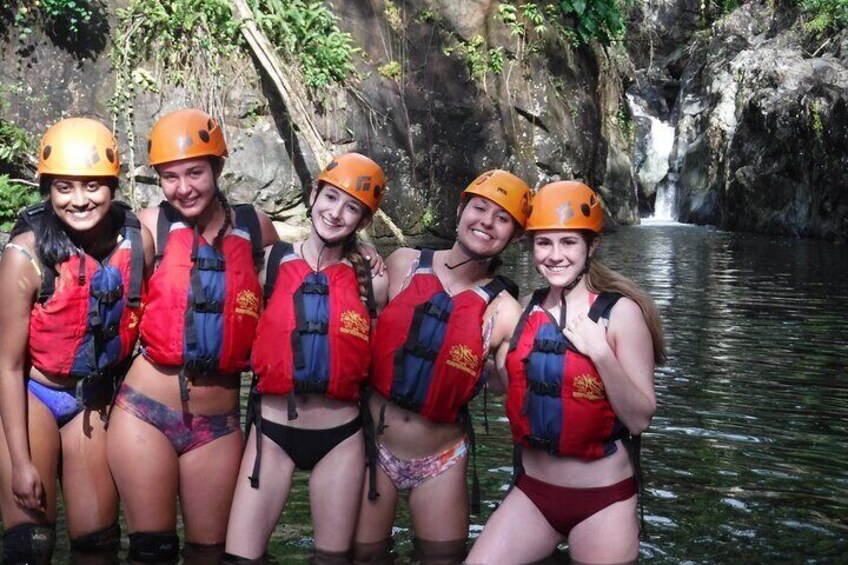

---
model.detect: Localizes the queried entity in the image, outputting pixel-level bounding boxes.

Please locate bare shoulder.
[6,230,36,253]
[137,206,160,234]
[608,296,649,334]
[254,208,280,246]
[385,247,419,269]
[1,231,40,294]
[610,296,645,322]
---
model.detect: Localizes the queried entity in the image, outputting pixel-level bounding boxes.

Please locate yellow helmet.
[526,181,603,233]
[37,118,120,179]
[147,108,228,166]
[461,169,531,228]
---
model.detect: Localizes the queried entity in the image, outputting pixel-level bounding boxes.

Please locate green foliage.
[249,0,359,89]
[0,119,31,171]
[118,0,242,82]
[802,0,848,37]
[384,0,403,31]
[489,47,505,75]
[37,0,95,36]
[378,60,403,81]
[558,0,630,45]
[0,175,40,232]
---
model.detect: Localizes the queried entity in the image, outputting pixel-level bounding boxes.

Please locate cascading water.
[627,94,678,221]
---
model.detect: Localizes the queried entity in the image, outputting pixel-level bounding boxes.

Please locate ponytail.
[213,190,233,252]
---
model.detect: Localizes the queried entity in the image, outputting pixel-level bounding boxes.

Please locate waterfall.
[627,94,678,222]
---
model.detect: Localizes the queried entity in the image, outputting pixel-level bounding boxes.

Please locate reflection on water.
[490,225,848,564]
[22,225,848,562]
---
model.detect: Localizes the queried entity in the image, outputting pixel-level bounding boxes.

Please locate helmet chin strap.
[563,256,590,291]
[446,239,494,270]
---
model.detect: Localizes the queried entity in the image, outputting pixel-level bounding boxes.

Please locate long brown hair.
[584,258,667,365]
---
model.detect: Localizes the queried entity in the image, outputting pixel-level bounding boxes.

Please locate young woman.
[105,108,279,564]
[354,170,531,563]
[0,118,154,564]
[466,181,666,565]
[224,152,389,563]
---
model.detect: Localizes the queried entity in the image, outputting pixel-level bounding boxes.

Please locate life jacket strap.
[246,376,263,488]
[360,386,380,501]
[263,242,294,302]
[233,204,264,271]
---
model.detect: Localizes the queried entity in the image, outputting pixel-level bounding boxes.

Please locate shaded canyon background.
[0,0,846,240]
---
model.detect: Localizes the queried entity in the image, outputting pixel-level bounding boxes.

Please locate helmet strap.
[563,256,590,291]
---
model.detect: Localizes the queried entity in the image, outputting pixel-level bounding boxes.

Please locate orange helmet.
[461,169,531,228]
[316,152,386,214]
[147,108,228,166]
[37,118,120,180]
[526,181,603,233]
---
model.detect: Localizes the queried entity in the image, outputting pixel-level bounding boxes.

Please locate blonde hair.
[585,259,667,365]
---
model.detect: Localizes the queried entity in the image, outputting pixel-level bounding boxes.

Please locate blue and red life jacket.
[506,289,629,460]
[23,202,144,402]
[252,242,374,413]
[140,201,262,399]
[369,249,509,424]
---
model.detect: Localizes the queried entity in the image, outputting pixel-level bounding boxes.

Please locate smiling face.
[456,195,516,257]
[49,176,113,233]
[157,157,219,219]
[310,184,368,242]
[532,229,597,289]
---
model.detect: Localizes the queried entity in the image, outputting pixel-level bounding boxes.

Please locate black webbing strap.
[479,275,510,302]
[263,242,293,302]
[460,406,481,514]
[246,375,263,489]
[360,386,380,501]
[588,291,622,323]
[233,204,264,271]
[508,288,548,352]
[154,202,181,267]
[623,434,646,539]
[115,202,144,307]
[365,272,377,319]
[179,226,207,402]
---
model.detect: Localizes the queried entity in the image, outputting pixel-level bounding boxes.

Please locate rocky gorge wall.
[1,1,845,240]
[627,0,847,239]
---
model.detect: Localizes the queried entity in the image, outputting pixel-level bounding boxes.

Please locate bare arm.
[383,247,419,300]
[565,297,656,434]
[0,234,46,511]
[484,292,523,396]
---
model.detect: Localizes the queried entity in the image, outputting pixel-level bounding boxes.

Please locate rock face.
[629,1,848,238]
[0,0,638,239]
[3,1,844,239]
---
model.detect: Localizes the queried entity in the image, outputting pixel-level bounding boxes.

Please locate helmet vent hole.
[198,129,210,143]
[42,146,52,160]
[581,203,591,217]
[207,119,214,130]
[106,148,115,163]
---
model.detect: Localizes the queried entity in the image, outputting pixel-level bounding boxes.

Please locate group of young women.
[0,108,664,565]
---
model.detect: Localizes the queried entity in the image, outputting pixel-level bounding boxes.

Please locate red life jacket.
[140,202,263,398]
[252,242,373,406]
[369,249,508,423]
[23,202,144,385]
[506,289,629,460]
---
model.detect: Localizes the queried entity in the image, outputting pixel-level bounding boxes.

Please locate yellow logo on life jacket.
[573,374,605,400]
[446,344,480,377]
[340,310,369,341]
[127,309,140,329]
[235,289,260,319]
